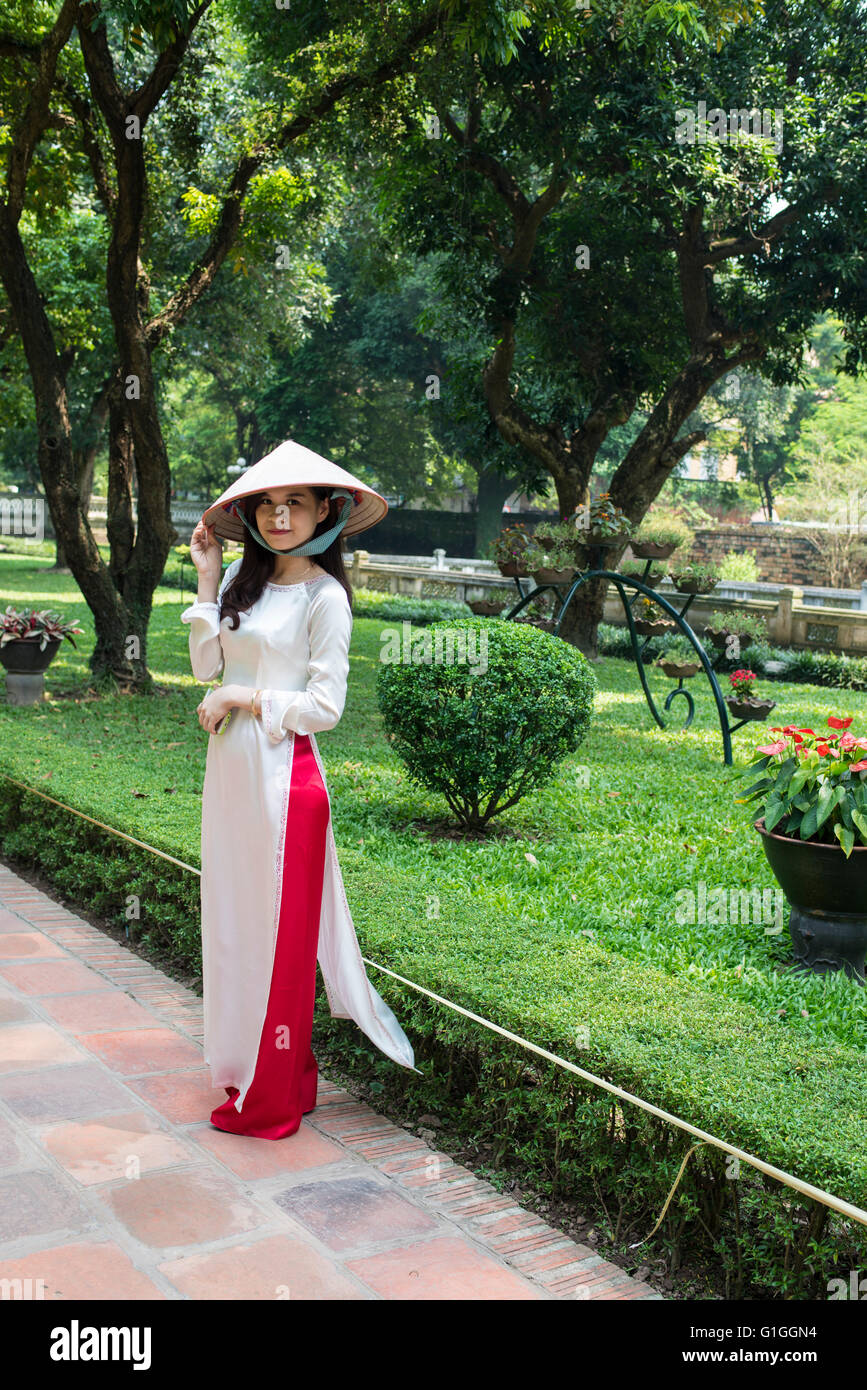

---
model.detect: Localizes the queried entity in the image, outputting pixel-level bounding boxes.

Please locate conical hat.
[200,440,388,545]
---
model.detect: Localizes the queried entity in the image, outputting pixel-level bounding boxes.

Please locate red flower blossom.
[757,739,788,756]
[816,742,832,756]
[827,716,854,729]
[850,759,867,774]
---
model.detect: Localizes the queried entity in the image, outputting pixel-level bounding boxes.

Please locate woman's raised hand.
[190,519,222,583]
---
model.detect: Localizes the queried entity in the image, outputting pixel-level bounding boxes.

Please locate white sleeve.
[259,582,353,742]
[180,558,240,683]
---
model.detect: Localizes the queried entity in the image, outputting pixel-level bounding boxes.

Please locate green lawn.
[2,548,866,1055]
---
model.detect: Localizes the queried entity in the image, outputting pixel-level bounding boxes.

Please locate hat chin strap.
[230,488,354,558]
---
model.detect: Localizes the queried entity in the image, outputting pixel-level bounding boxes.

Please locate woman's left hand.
[197,686,237,734]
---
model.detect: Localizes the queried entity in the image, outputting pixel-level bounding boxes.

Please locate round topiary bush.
[376,617,597,830]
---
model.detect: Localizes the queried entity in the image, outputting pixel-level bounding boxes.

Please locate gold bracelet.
[251,688,262,718]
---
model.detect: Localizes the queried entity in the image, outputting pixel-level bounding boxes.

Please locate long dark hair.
[220,486,354,630]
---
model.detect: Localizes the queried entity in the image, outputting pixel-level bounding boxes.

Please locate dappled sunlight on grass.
[1,560,866,1050]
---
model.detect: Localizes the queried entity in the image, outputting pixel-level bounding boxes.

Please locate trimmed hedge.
[2,776,866,1299]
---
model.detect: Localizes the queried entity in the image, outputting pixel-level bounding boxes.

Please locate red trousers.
[209,733,329,1140]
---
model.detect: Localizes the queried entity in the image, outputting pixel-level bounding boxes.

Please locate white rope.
[4,771,866,1228]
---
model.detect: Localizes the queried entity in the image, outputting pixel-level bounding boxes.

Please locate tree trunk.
[0,205,152,691]
[556,573,610,659]
[473,464,524,558]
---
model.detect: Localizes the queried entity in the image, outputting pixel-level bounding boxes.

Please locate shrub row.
[2,776,866,1299]
[597,623,867,691]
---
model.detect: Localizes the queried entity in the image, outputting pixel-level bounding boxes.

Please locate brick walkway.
[0,860,662,1301]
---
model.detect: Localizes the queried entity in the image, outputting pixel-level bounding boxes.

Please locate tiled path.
[0,859,662,1301]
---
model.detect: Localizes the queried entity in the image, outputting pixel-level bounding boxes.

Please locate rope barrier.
[3,770,866,1230]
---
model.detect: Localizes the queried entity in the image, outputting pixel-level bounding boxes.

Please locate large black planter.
[755,819,867,983]
[0,638,61,674]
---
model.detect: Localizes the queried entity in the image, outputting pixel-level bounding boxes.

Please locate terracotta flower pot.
[755,819,867,982]
[0,637,61,674]
[497,560,529,577]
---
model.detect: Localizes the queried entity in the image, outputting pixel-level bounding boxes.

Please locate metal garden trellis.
[501,543,768,767]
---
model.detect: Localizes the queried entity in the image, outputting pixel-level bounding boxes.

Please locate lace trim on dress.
[264,573,331,591]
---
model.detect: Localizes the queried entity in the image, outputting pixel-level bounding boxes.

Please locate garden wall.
[690,525,827,584]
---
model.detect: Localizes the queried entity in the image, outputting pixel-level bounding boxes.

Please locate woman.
[182,440,419,1141]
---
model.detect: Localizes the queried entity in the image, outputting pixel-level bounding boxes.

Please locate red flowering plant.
[735,716,867,858]
[0,606,83,651]
[729,669,757,697]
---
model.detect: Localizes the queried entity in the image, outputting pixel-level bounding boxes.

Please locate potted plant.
[529,541,576,585]
[736,718,867,980]
[630,513,692,560]
[513,594,557,631]
[570,493,634,552]
[532,518,569,552]
[619,558,667,588]
[704,609,768,653]
[725,668,776,721]
[0,606,83,673]
[633,595,675,638]
[487,523,532,577]
[669,559,721,595]
[655,635,703,679]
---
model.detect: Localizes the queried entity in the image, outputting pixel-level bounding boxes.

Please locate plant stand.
[4,672,47,706]
[502,550,756,765]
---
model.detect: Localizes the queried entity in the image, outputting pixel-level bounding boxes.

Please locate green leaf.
[833,822,856,858]
[851,809,867,842]
[815,780,836,829]
[743,777,773,798]
[764,801,787,832]
[799,805,819,840]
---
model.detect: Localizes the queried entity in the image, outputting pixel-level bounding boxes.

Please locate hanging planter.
[706,626,754,651]
[670,561,720,596]
[659,659,701,679]
[619,562,667,588]
[531,564,574,585]
[631,540,678,560]
[725,669,775,719]
[725,694,777,721]
[487,523,532,579]
[468,599,506,617]
[634,618,675,637]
